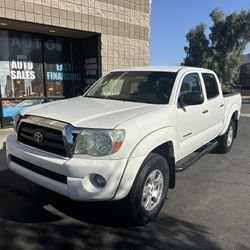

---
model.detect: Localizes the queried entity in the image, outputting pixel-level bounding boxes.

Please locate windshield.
[84,71,177,104]
[16,99,42,107]
[2,102,15,108]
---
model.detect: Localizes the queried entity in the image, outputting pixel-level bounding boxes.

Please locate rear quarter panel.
[220,93,242,135]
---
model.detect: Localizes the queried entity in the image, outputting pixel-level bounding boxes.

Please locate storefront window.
[44,37,82,98]
[0,30,44,99]
[0,29,100,127]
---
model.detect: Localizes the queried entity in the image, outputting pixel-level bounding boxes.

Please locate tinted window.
[180,73,202,95]
[202,73,219,99]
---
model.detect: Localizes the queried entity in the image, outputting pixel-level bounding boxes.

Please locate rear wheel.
[124,153,169,225]
[217,119,235,153]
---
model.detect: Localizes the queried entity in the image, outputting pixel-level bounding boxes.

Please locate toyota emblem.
[33,131,44,144]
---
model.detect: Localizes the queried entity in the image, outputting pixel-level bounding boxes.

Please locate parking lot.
[0,104,249,250]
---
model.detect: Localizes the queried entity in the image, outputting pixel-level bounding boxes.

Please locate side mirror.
[178,92,204,107]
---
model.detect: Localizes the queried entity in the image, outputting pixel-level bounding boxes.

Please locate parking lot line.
[241,113,250,118]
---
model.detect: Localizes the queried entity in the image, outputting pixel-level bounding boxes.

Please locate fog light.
[90,174,106,188]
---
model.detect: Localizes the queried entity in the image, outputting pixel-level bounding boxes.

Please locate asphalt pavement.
[0,104,249,250]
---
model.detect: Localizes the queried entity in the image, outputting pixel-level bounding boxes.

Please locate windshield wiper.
[85,95,143,103]
[84,96,106,99]
[117,98,138,103]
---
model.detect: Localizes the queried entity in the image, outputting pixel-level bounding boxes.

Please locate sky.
[150,0,250,66]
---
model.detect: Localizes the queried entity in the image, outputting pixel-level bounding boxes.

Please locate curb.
[0,128,13,133]
[241,113,250,118]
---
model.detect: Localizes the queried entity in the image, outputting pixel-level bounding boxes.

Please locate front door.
[177,72,209,160]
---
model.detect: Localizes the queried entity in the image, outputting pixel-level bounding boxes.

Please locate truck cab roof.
[111,66,215,74]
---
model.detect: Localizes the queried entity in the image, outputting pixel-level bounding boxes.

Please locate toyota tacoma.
[6,66,242,225]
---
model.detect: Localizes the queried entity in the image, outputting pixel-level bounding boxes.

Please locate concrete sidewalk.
[0,128,12,171]
[0,128,13,149]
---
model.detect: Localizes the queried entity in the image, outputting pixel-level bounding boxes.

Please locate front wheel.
[217,119,235,153]
[123,153,169,225]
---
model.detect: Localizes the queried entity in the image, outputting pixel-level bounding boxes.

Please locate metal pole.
[41,36,47,102]
[0,76,4,128]
[70,41,75,97]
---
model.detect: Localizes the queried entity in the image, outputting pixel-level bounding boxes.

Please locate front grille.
[10,155,67,184]
[18,122,67,157]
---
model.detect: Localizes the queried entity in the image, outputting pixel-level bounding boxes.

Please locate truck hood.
[21,96,163,128]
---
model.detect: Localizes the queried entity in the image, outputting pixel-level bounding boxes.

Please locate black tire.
[217,119,235,153]
[123,153,169,226]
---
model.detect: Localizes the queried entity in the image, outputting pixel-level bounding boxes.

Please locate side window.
[180,73,202,96]
[202,73,219,99]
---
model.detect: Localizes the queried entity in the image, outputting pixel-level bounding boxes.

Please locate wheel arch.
[151,141,175,189]
[231,111,238,138]
[221,106,240,136]
[129,127,177,190]
[113,127,178,200]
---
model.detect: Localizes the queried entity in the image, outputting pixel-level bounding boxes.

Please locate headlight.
[14,113,22,132]
[74,129,125,156]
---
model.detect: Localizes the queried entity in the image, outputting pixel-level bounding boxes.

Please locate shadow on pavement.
[0,135,222,249]
[0,142,7,171]
[0,170,222,250]
[0,170,61,223]
[1,218,223,249]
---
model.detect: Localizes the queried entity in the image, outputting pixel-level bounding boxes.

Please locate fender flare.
[220,105,239,136]
[113,127,178,200]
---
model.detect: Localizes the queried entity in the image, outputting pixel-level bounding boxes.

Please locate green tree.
[183,8,250,84]
[184,24,212,68]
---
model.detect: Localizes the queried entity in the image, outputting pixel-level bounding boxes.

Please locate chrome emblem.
[33,131,44,144]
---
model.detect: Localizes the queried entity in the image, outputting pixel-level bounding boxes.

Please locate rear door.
[201,73,224,138]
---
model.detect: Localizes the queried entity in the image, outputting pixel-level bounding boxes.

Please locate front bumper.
[6,134,128,201]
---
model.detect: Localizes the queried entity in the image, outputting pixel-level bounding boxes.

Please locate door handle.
[202,109,208,114]
[220,104,224,108]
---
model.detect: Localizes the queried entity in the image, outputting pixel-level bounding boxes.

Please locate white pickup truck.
[6,66,241,225]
